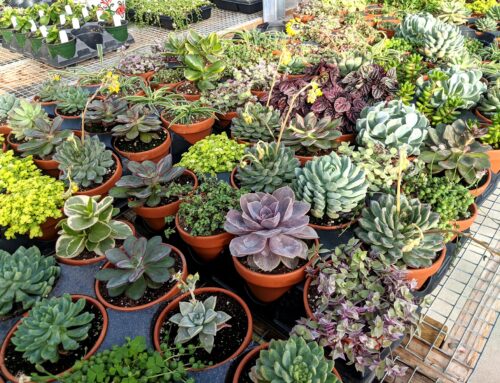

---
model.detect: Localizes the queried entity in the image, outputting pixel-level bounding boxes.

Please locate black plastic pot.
[211,0,262,14]
[159,5,212,30]
[74,31,103,50]
[103,20,129,42]
[0,28,14,45]
[13,31,27,48]
[28,35,44,55]
[45,35,77,59]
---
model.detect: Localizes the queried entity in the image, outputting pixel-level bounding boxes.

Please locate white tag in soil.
[38,10,44,17]
[10,16,17,28]
[60,14,66,26]
[29,20,37,32]
[82,7,89,18]
[59,30,69,44]
[113,14,122,27]
[65,5,73,15]
[72,18,81,29]
[39,25,48,37]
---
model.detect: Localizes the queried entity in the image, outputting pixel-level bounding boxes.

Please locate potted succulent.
[176,177,245,261]
[44,25,77,59]
[0,294,108,383]
[84,97,128,147]
[233,60,278,98]
[148,68,185,90]
[0,93,18,133]
[98,6,129,42]
[7,100,49,150]
[116,54,162,80]
[230,102,280,144]
[153,273,253,370]
[95,235,188,311]
[98,75,146,99]
[476,79,499,124]
[279,56,309,79]
[54,134,122,196]
[34,79,63,117]
[160,100,216,144]
[110,154,198,230]
[55,195,134,265]
[55,86,90,130]
[481,113,500,173]
[0,246,60,318]
[224,186,319,302]
[112,104,172,162]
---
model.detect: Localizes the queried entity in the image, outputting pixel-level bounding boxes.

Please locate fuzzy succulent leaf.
[231,102,280,143]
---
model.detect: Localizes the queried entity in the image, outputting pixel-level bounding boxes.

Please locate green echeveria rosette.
[230,102,280,143]
[477,83,500,119]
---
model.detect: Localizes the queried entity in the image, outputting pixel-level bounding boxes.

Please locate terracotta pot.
[95,244,188,311]
[0,294,108,383]
[216,111,238,128]
[377,27,396,38]
[160,112,215,145]
[450,203,478,232]
[146,72,182,91]
[39,215,63,240]
[153,287,253,370]
[469,168,491,197]
[251,89,266,98]
[133,170,198,230]
[281,73,306,80]
[34,157,60,177]
[475,108,492,125]
[233,239,319,302]
[121,70,155,82]
[303,276,316,319]
[230,166,239,189]
[56,220,135,266]
[34,95,57,117]
[6,132,20,152]
[74,152,123,196]
[335,133,356,143]
[173,82,200,101]
[175,214,233,261]
[308,218,357,231]
[488,149,500,173]
[1,125,11,152]
[293,13,315,23]
[113,128,172,163]
[405,247,447,289]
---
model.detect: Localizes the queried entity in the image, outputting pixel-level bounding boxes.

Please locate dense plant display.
[231,103,280,143]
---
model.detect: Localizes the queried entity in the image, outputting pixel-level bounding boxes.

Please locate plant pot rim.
[449,202,478,232]
[94,244,188,312]
[112,128,172,161]
[6,132,20,151]
[308,217,358,231]
[216,111,238,120]
[160,111,215,132]
[469,168,492,197]
[153,286,253,371]
[474,108,492,125]
[0,294,108,383]
[74,152,123,196]
[175,213,232,241]
[33,95,57,106]
[405,246,447,289]
[55,107,83,120]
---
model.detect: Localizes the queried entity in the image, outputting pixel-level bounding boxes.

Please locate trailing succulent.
[356,193,445,269]
[8,100,49,141]
[112,104,164,144]
[110,154,189,208]
[0,246,60,316]
[231,102,280,143]
[96,236,176,300]
[293,152,368,221]
[356,100,429,155]
[0,93,18,124]
[420,119,491,185]
[11,294,94,364]
[54,134,115,189]
[225,186,319,272]
[237,142,300,193]
[477,80,500,119]
[249,336,338,383]
[56,195,133,259]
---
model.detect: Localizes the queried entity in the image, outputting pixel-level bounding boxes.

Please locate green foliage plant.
[231,102,280,143]
[481,113,500,149]
[200,79,256,114]
[0,93,19,124]
[163,100,216,126]
[18,116,71,159]
[8,100,49,141]
[466,0,497,15]
[56,86,89,116]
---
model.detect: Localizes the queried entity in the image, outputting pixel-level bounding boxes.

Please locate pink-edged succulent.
[224,186,318,272]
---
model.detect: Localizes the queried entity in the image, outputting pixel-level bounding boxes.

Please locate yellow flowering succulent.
[307,81,323,104]
[285,19,301,36]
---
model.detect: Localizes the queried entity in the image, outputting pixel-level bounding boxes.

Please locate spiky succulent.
[56,195,133,259]
[486,5,500,20]
[355,193,444,269]
[110,155,187,208]
[85,98,128,128]
[169,294,231,353]
[249,336,338,383]
[282,113,342,155]
[11,294,94,364]
[236,142,300,193]
[231,102,280,143]
[475,17,497,32]
[8,100,49,140]
[225,186,318,272]
[112,104,163,143]
[95,236,176,300]
[54,134,115,189]
[293,152,368,221]
[0,93,18,124]
[356,100,429,155]
[0,247,60,316]
[420,119,491,185]
[333,54,372,77]
[397,13,465,60]
[17,117,71,159]
[437,0,471,25]
[57,86,89,116]
[477,80,500,118]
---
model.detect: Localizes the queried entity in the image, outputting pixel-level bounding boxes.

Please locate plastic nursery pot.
[55,107,83,131]
[406,247,447,290]
[153,287,253,371]
[74,152,123,197]
[0,294,109,383]
[173,82,201,101]
[175,214,234,262]
[29,36,44,54]
[450,203,478,233]
[488,150,500,173]
[104,20,129,43]
[13,32,27,48]
[233,239,320,303]
[133,170,199,231]
[46,36,77,59]
[160,112,215,145]
[56,220,135,266]
[113,128,172,163]
[1,28,14,44]
[308,217,358,231]
[34,95,57,117]
[95,244,188,311]
[216,111,238,128]
[469,168,492,197]
[474,108,492,125]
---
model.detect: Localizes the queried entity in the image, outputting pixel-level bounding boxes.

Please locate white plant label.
[96,10,103,21]
[59,30,69,44]
[40,25,48,37]
[30,20,37,32]
[11,16,17,28]
[60,14,66,26]
[38,10,44,17]
[72,18,80,29]
[113,14,122,26]
[82,7,89,18]
[65,5,73,15]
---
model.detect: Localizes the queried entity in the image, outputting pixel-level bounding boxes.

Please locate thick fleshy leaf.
[229,234,267,257]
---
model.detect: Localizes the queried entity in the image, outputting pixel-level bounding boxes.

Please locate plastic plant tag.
[11,16,17,28]
[72,18,80,29]
[65,5,73,15]
[38,10,45,17]
[40,25,48,37]
[113,14,122,26]
[82,7,89,18]
[59,30,69,44]
[30,20,37,32]
[60,14,66,25]
[96,10,103,21]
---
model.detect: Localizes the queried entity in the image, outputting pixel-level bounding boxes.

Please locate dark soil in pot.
[3,301,103,376]
[308,209,358,227]
[114,129,167,153]
[178,215,225,236]
[159,292,249,366]
[75,159,117,192]
[465,170,489,190]
[238,352,258,383]
[176,82,199,95]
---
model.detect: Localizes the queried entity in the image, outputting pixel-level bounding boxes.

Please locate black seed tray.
[210,0,262,14]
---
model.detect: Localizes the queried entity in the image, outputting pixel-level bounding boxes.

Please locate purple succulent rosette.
[224,186,318,272]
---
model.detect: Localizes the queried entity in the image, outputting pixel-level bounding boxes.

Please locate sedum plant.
[112,104,163,144]
[54,134,115,189]
[356,100,429,155]
[8,100,49,140]
[481,113,500,149]
[466,0,497,14]
[237,142,300,193]
[11,294,94,364]
[0,246,60,316]
[56,195,133,259]
[477,80,500,119]
[56,86,89,116]
[231,103,280,143]
[356,193,444,269]
[0,93,18,124]
[232,60,278,93]
[293,152,368,221]
[225,186,318,272]
[96,236,176,300]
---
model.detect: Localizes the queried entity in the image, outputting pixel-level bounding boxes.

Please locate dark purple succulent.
[224,186,318,272]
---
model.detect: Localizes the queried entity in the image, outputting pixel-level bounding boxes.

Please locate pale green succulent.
[0,93,18,124]
[333,53,372,77]
[293,152,368,220]
[437,0,471,25]
[231,102,279,143]
[356,100,429,156]
[8,100,49,140]
[486,5,500,20]
[475,17,497,32]
[478,80,500,118]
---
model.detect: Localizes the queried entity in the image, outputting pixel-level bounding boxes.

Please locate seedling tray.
[210,0,262,14]
[127,5,212,30]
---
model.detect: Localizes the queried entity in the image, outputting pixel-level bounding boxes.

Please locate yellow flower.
[53,74,61,82]
[281,49,292,66]
[108,79,121,94]
[307,82,323,104]
[105,71,114,78]
[285,20,299,36]
[242,112,253,125]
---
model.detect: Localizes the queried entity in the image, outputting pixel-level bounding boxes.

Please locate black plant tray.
[459,25,496,45]
[127,5,212,30]
[210,0,262,14]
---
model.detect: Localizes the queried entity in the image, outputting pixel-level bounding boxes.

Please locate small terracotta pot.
[34,157,60,177]
[74,152,123,196]
[336,133,356,143]
[34,95,57,117]
[281,73,306,80]
[146,72,182,91]
[230,166,239,189]
[160,112,215,145]
[293,13,315,23]
[95,244,188,311]
[175,214,233,261]
[469,168,491,197]
[113,128,172,163]
[251,89,266,98]
[56,220,135,266]
[173,82,200,101]
[216,111,238,128]
[1,125,11,152]
[153,287,253,371]
[233,239,319,302]
[308,218,357,231]
[121,70,155,82]
[450,203,478,232]
[39,215,63,240]
[405,247,447,289]
[6,132,20,152]
[133,170,198,231]
[488,149,500,173]
[0,294,108,383]
[474,109,492,125]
